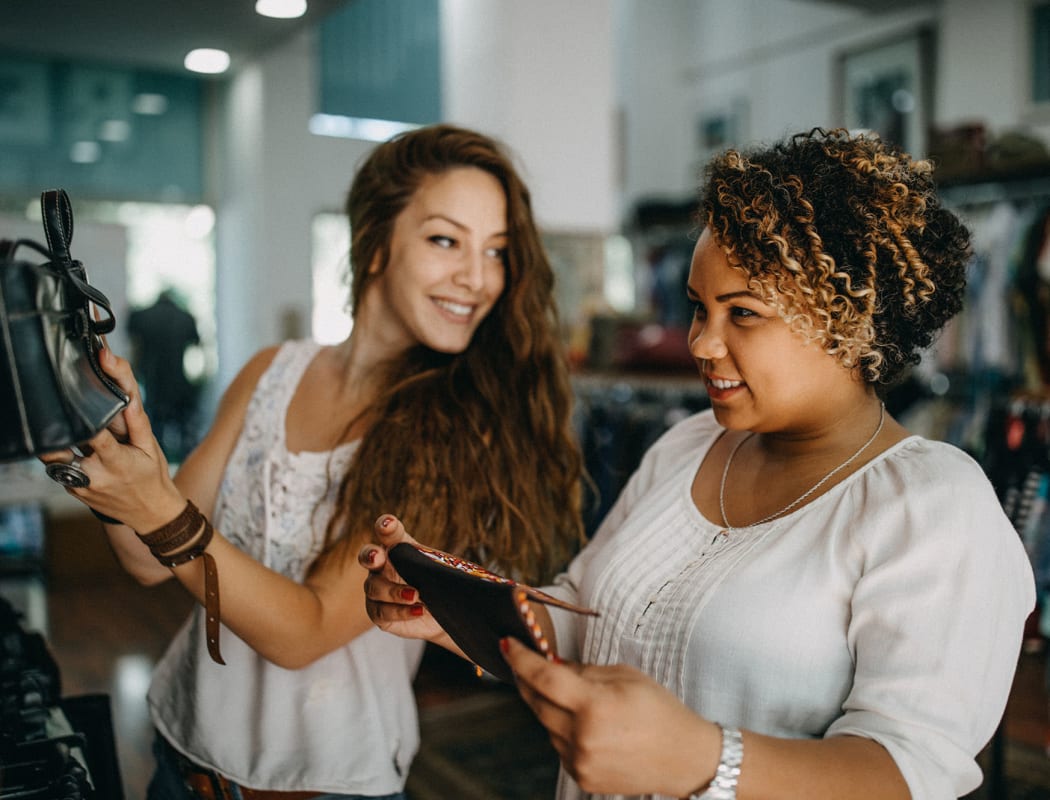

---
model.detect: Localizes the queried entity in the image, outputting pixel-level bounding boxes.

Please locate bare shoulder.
[221,345,283,411]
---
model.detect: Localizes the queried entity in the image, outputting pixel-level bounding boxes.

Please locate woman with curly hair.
[41,124,584,798]
[363,129,1034,799]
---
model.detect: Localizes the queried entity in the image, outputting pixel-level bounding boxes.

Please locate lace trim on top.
[214,340,358,582]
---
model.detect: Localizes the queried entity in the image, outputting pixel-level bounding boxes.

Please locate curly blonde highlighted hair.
[700,128,970,386]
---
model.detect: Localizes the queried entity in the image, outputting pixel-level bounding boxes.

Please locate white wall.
[441,0,617,233]
[213,29,374,388]
[619,0,942,207]
[619,0,1050,215]
[937,0,1033,133]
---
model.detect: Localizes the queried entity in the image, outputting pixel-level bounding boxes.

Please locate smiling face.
[687,228,864,434]
[366,166,508,354]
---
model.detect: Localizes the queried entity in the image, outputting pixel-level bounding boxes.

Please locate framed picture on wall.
[836,28,934,157]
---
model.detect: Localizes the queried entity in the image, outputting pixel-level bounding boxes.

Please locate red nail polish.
[400,587,415,601]
[499,637,509,654]
[410,605,425,617]
[364,548,378,565]
[380,515,392,528]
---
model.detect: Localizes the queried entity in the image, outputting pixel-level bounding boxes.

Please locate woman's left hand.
[38,348,185,530]
[359,515,462,653]
[502,637,720,798]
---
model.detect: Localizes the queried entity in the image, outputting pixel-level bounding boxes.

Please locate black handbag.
[0,189,128,463]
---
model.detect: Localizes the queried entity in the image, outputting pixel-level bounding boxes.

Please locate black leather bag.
[0,189,128,462]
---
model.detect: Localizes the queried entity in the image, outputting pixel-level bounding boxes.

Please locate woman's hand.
[38,348,184,531]
[359,515,461,653]
[502,637,720,798]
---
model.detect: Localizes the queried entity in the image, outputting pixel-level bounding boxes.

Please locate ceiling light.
[70,141,101,164]
[132,93,169,115]
[255,0,307,19]
[184,48,231,75]
[99,120,131,142]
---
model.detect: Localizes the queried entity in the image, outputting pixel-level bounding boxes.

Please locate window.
[311,211,352,344]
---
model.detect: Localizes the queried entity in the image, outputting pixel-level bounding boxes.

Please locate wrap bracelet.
[138,501,225,666]
[139,500,203,551]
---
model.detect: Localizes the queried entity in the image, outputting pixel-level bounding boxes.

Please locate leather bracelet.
[158,518,214,567]
[139,500,203,552]
[688,725,743,800]
[137,502,225,666]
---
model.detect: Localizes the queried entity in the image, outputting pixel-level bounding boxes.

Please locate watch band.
[689,724,743,800]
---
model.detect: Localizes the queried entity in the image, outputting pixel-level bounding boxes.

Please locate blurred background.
[2,1,1050,797]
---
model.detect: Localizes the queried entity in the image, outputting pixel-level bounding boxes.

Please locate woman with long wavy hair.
[41,124,585,799]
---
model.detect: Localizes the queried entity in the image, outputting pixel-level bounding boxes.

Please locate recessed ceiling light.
[256,0,307,19]
[99,119,131,142]
[184,48,231,75]
[70,141,101,164]
[132,93,169,115]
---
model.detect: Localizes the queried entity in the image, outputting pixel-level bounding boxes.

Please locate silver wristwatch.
[689,725,743,800]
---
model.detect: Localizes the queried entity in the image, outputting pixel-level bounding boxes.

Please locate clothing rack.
[979,394,1050,800]
[939,174,1050,210]
[572,373,709,534]
[919,173,1050,799]
[982,396,1050,583]
[902,175,1050,454]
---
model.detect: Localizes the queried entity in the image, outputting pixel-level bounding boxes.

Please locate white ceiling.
[0,0,353,75]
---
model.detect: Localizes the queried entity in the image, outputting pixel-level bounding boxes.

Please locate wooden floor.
[4,508,1050,799]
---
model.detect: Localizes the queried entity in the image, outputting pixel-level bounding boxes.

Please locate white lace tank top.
[147,339,425,794]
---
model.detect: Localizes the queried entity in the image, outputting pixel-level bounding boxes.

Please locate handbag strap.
[33,190,117,337]
[41,189,73,264]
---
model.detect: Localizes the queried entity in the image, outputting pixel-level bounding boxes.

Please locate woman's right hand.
[359,515,460,653]
[38,347,184,532]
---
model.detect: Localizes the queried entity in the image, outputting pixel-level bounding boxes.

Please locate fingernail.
[399,587,415,601]
[379,515,393,529]
[410,605,425,617]
[499,637,509,654]
[363,548,378,565]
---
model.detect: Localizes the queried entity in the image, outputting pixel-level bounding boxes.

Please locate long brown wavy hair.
[700,128,970,388]
[321,124,584,584]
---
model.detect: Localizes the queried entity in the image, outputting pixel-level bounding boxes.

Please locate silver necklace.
[719,403,886,532]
